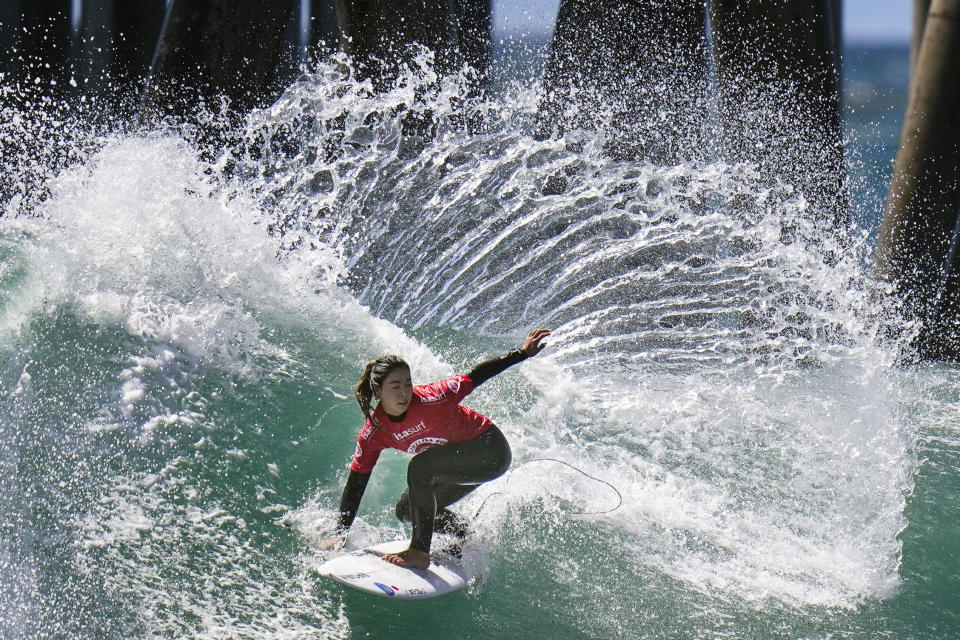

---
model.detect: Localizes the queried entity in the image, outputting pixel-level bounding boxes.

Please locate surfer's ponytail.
[354,355,409,422]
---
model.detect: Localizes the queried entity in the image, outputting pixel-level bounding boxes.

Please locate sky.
[494,0,912,43]
[843,0,911,42]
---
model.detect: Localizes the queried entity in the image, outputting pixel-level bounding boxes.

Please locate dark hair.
[354,355,409,422]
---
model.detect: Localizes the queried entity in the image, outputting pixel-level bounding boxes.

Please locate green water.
[3,296,958,637]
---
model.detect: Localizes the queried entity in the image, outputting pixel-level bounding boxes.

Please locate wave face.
[1,45,955,639]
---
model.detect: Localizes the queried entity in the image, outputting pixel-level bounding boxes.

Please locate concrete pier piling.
[2,0,163,104]
[334,0,458,85]
[912,0,933,73]
[309,0,342,59]
[141,0,298,121]
[111,0,167,87]
[333,0,491,91]
[876,0,960,359]
[535,0,709,163]
[708,0,847,230]
[0,3,20,78]
[3,1,73,93]
[453,0,493,92]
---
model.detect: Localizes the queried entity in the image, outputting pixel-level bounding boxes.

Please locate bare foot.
[321,536,345,551]
[382,548,430,569]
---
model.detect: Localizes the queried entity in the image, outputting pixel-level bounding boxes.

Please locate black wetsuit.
[333,348,528,552]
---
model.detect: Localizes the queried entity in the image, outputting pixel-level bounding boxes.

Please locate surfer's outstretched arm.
[467,329,551,386]
[322,470,370,549]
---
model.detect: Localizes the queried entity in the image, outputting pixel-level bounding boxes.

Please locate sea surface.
[2,38,959,639]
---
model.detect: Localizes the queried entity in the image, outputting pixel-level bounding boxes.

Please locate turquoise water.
[2,41,959,639]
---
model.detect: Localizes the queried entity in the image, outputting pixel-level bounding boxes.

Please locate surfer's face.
[375,366,413,417]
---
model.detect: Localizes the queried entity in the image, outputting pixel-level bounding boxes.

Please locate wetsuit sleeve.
[466,348,529,387]
[334,470,371,533]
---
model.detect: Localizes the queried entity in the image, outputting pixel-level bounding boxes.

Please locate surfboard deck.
[317,539,473,600]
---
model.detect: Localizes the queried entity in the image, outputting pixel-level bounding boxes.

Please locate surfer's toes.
[383,550,430,569]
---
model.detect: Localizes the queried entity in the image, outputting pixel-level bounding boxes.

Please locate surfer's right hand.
[322,535,346,551]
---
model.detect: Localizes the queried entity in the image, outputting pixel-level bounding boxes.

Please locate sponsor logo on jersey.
[418,384,449,404]
[407,436,448,454]
[392,421,426,441]
[360,424,374,440]
[448,378,461,394]
[353,443,363,460]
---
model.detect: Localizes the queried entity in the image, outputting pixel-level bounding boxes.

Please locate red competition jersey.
[349,374,492,473]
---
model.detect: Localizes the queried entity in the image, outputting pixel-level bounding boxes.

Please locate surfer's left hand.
[521,328,551,357]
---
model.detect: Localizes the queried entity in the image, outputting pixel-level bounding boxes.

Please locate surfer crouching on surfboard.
[322,329,551,569]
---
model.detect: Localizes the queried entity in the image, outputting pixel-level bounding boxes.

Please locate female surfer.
[322,328,551,569]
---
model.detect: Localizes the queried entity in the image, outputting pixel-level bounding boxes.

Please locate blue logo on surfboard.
[374,582,396,596]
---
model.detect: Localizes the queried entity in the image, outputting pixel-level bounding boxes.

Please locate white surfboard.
[317,540,474,600]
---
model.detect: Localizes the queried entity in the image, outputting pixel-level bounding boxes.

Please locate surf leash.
[473,457,623,519]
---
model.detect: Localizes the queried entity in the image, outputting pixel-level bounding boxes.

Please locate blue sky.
[844,0,911,42]
[494,0,912,43]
